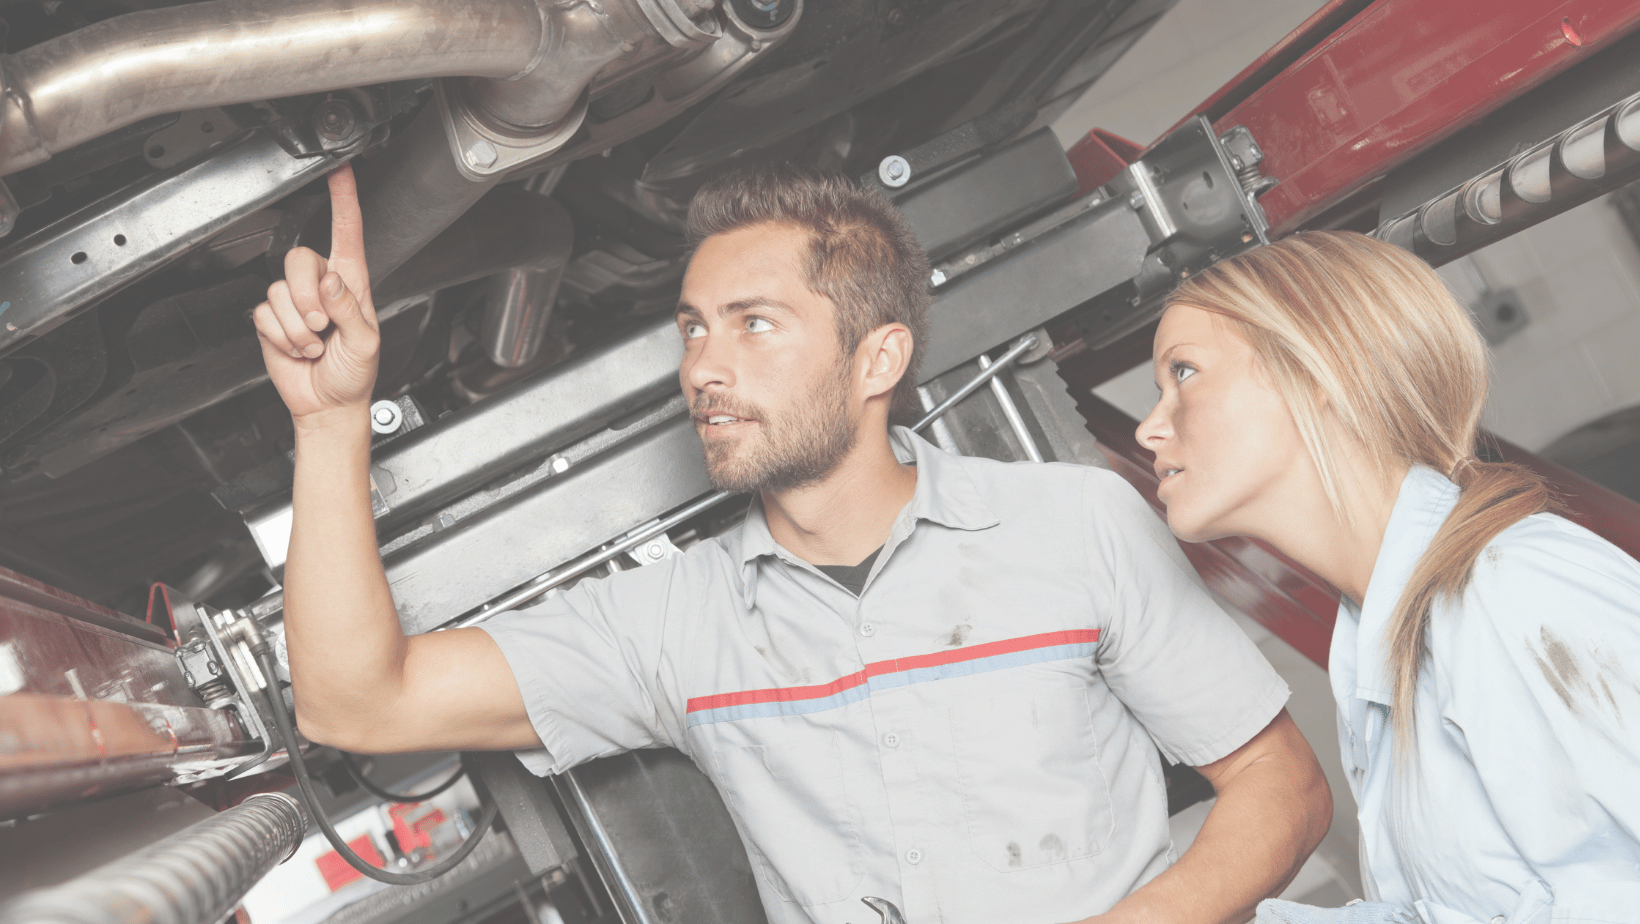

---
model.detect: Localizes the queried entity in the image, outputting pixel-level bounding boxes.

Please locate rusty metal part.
[0,565,251,817]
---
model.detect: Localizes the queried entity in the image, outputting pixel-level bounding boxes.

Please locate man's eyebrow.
[675,301,703,320]
[721,297,797,316]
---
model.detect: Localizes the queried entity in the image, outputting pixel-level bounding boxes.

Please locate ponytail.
[1384,460,1554,758]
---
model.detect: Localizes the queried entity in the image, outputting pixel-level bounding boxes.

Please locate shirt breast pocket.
[712,730,865,907]
[951,676,1114,872]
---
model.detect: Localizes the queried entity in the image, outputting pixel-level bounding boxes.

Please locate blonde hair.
[1168,231,1551,756]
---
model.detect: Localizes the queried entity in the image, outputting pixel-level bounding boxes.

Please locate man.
[255,162,1331,924]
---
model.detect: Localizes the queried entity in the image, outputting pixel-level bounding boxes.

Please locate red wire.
[145,583,177,637]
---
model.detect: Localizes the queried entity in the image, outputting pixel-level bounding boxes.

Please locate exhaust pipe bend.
[0,0,552,176]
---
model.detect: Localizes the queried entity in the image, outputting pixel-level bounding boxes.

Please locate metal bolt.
[879,155,911,188]
[550,456,570,474]
[370,400,402,434]
[1128,191,1146,209]
[646,542,665,560]
[313,99,356,144]
[207,660,221,676]
[929,269,947,286]
[465,139,499,169]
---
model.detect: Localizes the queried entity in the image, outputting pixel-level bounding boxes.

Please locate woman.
[1135,231,1640,924]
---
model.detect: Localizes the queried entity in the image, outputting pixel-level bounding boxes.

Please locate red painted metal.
[1211,0,1640,235]
[1493,437,1640,563]
[1065,128,1144,198]
[1174,0,1378,129]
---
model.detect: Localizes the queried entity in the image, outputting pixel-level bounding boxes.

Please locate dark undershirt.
[815,546,883,597]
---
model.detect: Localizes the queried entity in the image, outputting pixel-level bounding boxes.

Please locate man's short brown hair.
[685,163,932,422]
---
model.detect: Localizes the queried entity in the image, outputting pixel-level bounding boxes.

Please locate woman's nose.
[1135,397,1171,448]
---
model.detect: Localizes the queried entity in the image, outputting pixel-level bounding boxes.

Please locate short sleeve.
[1084,469,1289,767]
[1441,516,1640,912]
[478,556,690,776]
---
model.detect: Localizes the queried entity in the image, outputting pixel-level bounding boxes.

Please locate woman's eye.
[746,317,774,333]
[1172,362,1196,383]
[683,321,706,339]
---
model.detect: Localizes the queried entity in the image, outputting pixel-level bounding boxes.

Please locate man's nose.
[683,333,735,393]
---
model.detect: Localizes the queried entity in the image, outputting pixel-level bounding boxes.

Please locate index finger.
[325,164,369,286]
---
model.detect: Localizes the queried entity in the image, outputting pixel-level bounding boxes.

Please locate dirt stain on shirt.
[1532,626,1630,719]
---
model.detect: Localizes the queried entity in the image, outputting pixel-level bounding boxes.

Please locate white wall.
[1458,199,1640,452]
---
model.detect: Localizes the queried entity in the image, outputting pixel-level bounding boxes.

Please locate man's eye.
[746,317,774,333]
[683,321,706,339]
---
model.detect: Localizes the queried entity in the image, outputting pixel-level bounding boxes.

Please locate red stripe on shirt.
[685,628,1099,714]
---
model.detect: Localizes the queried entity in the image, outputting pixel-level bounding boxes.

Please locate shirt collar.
[733,426,1000,606]
[1344,465,1460,704]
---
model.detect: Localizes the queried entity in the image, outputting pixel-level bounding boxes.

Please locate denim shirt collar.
[1341,465,1461,704]
[734,426,1000,608]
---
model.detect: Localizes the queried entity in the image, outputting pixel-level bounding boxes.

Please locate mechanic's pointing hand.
[253,164,381,426]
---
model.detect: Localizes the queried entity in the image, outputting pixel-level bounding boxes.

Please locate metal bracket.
[167,590,282,780]
[438,79,591,182]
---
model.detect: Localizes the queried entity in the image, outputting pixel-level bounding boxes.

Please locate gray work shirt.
[481,426,1289,924]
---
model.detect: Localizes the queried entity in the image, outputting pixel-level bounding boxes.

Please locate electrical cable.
[342,751,466,803]
[254,650,499,885]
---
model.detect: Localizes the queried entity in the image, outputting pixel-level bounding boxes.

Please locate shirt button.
[859,622,877,637]
[1490,918,1506,924]
[905,848,922,865]
[883,732,900,748]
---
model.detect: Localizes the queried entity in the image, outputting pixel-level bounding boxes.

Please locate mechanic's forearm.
[1092,753,1331,924]
[284,404,407,745]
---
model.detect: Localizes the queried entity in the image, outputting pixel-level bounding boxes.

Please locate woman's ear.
[859,323,912,401]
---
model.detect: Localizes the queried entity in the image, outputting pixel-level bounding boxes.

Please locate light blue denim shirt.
[1331,466,1640,924]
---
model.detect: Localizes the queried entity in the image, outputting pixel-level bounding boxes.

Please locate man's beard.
[696,361,858,494]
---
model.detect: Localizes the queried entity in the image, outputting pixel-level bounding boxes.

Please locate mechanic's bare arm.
[253,164,540,755]
[1072,709,1331,924]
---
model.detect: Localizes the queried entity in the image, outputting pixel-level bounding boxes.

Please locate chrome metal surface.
[879,155,911,188]
[0,131,343,357]
[480,201,574,368]
[0,0,546,176]
[977,354,1044,463]
[0,792,306,924]
[559,770,658,924]
[911,334,1039,433]
[1376,81,1640,264]
[858,897,907,924]
[371,401,406,435]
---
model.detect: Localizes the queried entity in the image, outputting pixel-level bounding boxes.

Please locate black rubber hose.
[255,651,498,885]
[342,751,466,803]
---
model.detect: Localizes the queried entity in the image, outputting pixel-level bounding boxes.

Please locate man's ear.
[858,323,913,402]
